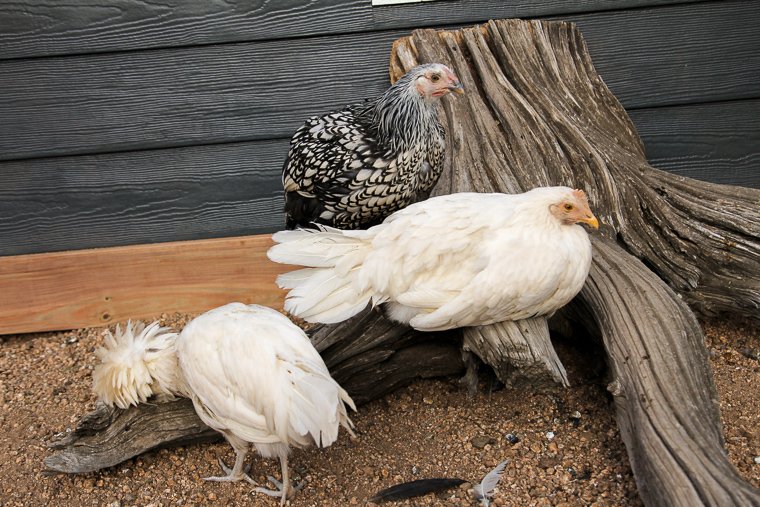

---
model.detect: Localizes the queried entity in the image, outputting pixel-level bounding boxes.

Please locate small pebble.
[505,433,520,445]
[538,456,559,469]
[753,456,760,465]
[471,436,496,449]
[546,431,555,440]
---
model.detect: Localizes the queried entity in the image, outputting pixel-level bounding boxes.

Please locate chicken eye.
[564,203,574,211]
[430,74,440,83]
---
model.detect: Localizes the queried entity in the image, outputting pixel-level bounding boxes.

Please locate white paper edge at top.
[372,0,444,6]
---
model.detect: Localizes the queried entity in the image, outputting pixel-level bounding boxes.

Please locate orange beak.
[580,215,600,229]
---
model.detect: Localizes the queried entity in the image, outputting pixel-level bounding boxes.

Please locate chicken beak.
[581,215,600,229]
[449,82,465,94]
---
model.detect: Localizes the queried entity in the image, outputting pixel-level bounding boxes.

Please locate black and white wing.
[282,101,445,230]
[282,106,378,229]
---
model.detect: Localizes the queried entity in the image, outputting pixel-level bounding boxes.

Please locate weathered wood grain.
[1,1,758,161]
[0,139,289,257]
[1,100,757,257]
[581,238,760,506]
[629,99,760,188]
[311,309,463,405]
[44,399,221,474]
[0,235,289,335]
[568,0,760,109]
[0,0,698,60]
[462,318,569,388]
[0,29,395,161]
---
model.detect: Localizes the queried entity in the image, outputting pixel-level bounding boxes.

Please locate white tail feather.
[338,386,357,439]
[269,228,364,268]
[92,321,184,409]
[268,228,372,323]
[276,267,321,289]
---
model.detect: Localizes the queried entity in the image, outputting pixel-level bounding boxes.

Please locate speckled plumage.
[282,63,461,230]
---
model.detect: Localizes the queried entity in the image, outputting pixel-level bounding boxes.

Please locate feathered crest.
[92,320,184,409]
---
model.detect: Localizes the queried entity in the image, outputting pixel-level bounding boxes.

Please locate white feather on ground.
[268,186,598,332]
[92,303,355,506]
[473,459,509,506]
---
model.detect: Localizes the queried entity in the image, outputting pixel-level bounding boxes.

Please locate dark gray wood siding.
[1,0,758,256]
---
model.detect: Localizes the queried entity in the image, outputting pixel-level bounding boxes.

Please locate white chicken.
[92,303,355,506]
[267,186,599,331]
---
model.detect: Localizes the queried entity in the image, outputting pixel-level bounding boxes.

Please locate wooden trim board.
[0,234,290,336]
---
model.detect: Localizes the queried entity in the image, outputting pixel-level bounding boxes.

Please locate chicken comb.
[572,189,588,201]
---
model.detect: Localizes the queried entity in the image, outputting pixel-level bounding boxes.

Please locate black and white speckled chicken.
[282,63,463,230]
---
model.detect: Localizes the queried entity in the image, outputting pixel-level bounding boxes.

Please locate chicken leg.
[254,452,304,506]
[204,433,257,485]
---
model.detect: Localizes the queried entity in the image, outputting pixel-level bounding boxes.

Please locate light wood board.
[0,234,289,335]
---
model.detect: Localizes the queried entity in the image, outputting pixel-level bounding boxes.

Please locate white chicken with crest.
[282,63,464,230]
[267,186,599,331]
[92,303,355,506]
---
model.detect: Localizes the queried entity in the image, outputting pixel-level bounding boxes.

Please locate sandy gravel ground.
[0,318,757,506]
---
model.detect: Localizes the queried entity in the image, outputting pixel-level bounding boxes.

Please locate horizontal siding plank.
[0,140,290,256]
[0,234,289,335]
[1,1,759,161]
[0,0,698,60]
[1,99,757,256]
[629,99,760,189]
[570,1,760,111]
[0,29,396,161]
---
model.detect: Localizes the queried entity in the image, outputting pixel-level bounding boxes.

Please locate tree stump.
[45,19,760,507]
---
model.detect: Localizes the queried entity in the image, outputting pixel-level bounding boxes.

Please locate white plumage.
[92,321,182,409]
[267,186,598,332]
[92,303,355,505]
